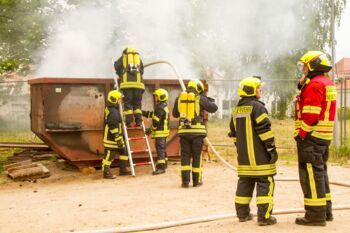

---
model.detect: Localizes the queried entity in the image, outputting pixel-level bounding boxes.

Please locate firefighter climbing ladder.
[112,67,155,176]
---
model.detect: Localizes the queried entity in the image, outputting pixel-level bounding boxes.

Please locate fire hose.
[77,61,350,233]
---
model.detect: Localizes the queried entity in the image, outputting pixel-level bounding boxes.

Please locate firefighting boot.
[239,213,253,222]
[326,213,334,221]
[103,166,116,179]
[153,164,166,175]
[192,171,202,187]
[258,216,277,226]
[119,160,131,176]
[295,217,326,226]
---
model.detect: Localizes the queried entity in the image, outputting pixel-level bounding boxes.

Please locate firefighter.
[173,79,218,188]
[142,88,170,175]
[102,90,131,179]
[294,51,336,226]
[114,47,145,127]
[228,76,278,226]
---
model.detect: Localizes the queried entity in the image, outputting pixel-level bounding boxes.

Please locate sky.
[336,2,350,61]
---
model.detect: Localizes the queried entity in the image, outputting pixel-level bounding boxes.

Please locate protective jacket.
[294,74,336,141]
[114,53,145,90]
[103,105,124,150]
[172,89,218,136]
[142,102,170,138]
[229,97,276,177]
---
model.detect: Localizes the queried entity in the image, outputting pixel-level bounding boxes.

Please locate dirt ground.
[1,160,350,233]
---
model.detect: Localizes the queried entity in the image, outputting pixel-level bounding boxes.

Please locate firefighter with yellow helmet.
[228,76,278,226]
[102,90,131,179]
[173,79,218,188]
[294,51,336,226]
[114,47,145,127]
[142,88,170,175]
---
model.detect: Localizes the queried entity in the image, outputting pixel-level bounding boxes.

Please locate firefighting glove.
[268,148,278,164]
[227,131,235,138]
[116,138,124,148]
[145,128,152,136]
[207,97,215,102]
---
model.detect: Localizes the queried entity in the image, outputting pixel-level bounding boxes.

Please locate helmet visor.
[296,61,305,79]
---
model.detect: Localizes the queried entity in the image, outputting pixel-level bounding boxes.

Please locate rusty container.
[28,77,206,167]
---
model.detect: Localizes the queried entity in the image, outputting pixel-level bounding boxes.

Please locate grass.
[207,117,350,165]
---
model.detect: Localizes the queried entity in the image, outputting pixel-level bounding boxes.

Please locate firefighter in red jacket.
[294,51,336,226]
[228,76,278,226]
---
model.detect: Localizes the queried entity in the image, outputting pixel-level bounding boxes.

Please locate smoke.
[35,0,309,79]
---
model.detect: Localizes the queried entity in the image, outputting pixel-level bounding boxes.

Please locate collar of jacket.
[238,96,264,106]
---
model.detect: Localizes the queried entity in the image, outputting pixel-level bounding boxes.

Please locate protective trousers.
[102,148,129,171]
[296,137,332,221]
[122,88,144,125]
[235,176,275,221]
[155,137,167,170]
[180,135,204,185]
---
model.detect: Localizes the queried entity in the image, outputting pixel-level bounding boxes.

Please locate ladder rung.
[131,149,148,153]
[128,136,145,141]
[133,162,152,166]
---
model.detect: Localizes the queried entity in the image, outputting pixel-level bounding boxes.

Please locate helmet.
[299,51,332,73]
[187,79,204,94]
[238,76,262,97]
[153,88,168,101]
[107,90,123,104]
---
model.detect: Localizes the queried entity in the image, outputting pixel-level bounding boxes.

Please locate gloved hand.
[268,148,278,163]
[207,97,215,102]
[116,138,124,148]
[227,131,235,138]
[145,128,152,136]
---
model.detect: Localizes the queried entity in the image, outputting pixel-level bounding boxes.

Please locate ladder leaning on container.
[112,67,155,176]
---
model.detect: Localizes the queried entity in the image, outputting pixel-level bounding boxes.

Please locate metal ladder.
[112,70,155,176]
[120,115,156,176]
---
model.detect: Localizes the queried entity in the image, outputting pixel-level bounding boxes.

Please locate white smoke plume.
[35,0,309,79]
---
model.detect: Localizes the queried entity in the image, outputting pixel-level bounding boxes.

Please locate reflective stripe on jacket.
[294,75,336,141]
[229,97,276,177]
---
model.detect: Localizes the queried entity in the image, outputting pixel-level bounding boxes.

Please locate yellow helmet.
[299,51,332,72]
[123,47,138,54]
[153,88,168,101]
[107,90,123,104]
[187,79,204,94]
[238,76,262,97]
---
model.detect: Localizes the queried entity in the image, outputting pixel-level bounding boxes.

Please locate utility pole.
[331,0,339,148]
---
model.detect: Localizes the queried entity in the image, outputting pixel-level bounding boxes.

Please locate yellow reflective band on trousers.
[134,109,142,114]
[258,130,274,141]
[181,165,191,171]
[302,105,322,114]
[119,155,128,161]
[245,117,256,166]
[102,150,112,171]
[326,192,332,201]
[124,109,133,115]
[304,163,326,206]
[256,113,268,124]
[157,159,166,164]
[237,164,276,176]
[235,196,252,204]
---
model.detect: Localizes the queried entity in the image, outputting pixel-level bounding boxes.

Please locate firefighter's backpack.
[122,48,140,74]
[178,91,200,128]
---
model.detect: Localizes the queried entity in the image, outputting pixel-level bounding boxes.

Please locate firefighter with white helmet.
[102,90,131,179]
[228,76,278,226]
[173,79,218,188]
[142,88,170,175]
[294,51,336,226]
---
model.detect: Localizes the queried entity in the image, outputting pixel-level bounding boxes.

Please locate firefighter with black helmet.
[102,90,131,179]
[294,51,336,226]
[142,88,170,175]
[173,79,218,188]
[114,47,145,127]
[228,76,278,226]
